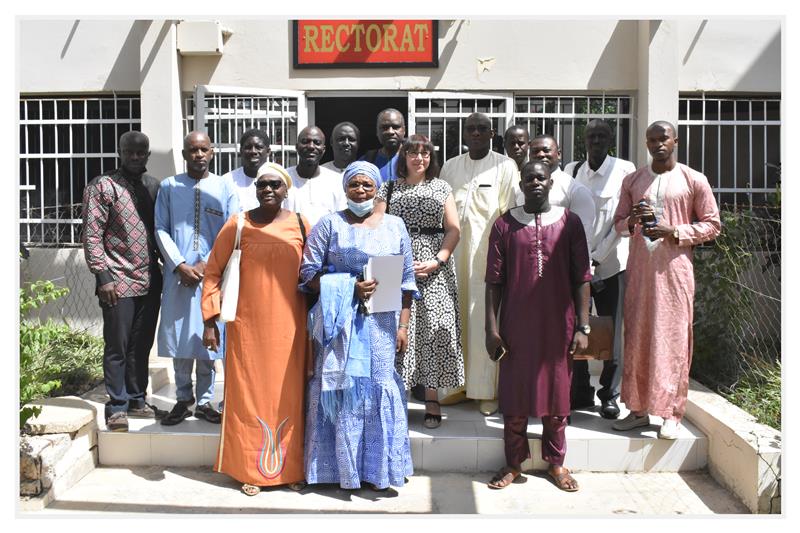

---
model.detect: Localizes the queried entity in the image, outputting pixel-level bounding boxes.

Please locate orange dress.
[201,211,309,486]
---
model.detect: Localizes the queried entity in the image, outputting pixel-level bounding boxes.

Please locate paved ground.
[28,466,748,515]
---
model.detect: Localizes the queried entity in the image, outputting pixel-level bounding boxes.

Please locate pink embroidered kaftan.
[613,163,720,419]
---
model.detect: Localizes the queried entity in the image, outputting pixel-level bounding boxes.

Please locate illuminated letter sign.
[294,20,438,68]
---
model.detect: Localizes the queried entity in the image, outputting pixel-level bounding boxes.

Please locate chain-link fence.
[692,203,781,401]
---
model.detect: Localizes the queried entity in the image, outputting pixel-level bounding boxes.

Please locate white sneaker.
[658,419,681,440]
[612,412,650,431]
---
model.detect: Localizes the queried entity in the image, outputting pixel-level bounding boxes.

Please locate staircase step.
[95,378,707,473]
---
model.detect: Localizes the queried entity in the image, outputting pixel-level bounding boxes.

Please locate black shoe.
[600,398,621,419]
[570,386,595,410]
[195,403,222,424]
[106,411,129,432]
[161,401,193,426]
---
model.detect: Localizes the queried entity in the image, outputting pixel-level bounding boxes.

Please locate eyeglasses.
[256,179,284,190]
[347,181,375,191]
[407,151,431,159]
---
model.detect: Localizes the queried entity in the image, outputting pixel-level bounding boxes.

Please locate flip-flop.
[487,467,522,489]
[547,467,579,492]
[242,483,261,496]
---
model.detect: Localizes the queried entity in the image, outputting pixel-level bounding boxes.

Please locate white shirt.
[564,156,636,280]
[321,160,346,173]
[222,167,258,211]
[282,165,347,227]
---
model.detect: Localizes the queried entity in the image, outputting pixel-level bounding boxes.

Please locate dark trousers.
[572,270,625,403]
[503,415,568,467]
[100,273,161,419]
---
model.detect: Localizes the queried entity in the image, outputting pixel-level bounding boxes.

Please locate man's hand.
[630,201,655,222]
[176,263,203,287]
[355,278,378,301]
[569,331,589,356]
[98,282,118,306]
[642,222,676,241]
[485,331,508,360]
[202,321,220,352]
[193,260,207,278]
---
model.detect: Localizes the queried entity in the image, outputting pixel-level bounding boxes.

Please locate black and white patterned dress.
[377,177,465,389]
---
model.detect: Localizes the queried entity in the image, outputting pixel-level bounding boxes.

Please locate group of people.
[81,105,720,496]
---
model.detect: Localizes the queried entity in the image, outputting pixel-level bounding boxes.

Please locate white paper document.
[362,255,404,314]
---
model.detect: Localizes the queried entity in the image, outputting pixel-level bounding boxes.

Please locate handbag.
[219,213,245,323]
[573,315,614,361]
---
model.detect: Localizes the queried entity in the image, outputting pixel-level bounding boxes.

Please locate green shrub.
[724,356,782,430]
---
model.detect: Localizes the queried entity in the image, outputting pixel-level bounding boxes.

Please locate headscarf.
[342,161,381,191]
[256,161,293,189]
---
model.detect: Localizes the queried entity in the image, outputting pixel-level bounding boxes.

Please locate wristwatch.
[672,227,680,243]
[576,324,591,335]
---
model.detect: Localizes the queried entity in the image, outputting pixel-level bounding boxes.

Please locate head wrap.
[256,162,292,189]
[342,161,381,191]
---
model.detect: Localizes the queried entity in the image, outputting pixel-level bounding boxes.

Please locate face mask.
[347,198,374,217]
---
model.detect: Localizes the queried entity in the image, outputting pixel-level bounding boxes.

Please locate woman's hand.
[396,327,409,354]
[203,321,220,352]
[485,330,508,360]
[355,278,378,301]
[413,259,439,280]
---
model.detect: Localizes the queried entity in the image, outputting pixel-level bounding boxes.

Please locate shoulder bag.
[219,213,246,323]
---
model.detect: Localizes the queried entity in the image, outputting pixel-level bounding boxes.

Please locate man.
[439,112,518,416]
[322,121,360,173]
[222,129,271,211]
[155,131,239,426]
[563,119,636,419]
[503,125,530,171]
[485,160,591,491]
[283,125,347,227]
[360,108,406,183]
[82,131,163,432]
[611,121,720,439]
[527,135,596,254]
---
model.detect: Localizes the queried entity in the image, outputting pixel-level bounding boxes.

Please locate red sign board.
[293,20,438,68]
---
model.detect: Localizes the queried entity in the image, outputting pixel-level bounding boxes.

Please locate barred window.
[678,95,781,208]
[513,95,634,165]
[186,87,305,175]
[19,94,141,247]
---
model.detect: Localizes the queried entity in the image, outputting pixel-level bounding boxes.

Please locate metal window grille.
[187,86,307,175]
[19,94,141,247]
[512,95,634,166]
[678,95,781,209]
[408,92,513,168]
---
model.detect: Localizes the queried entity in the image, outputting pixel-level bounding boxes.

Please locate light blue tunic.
[155,173,240,359]
[300,211,418,489]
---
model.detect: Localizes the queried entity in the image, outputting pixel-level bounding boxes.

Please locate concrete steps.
[94,362,707,473]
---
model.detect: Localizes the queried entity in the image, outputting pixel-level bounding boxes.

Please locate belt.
[406,225,445,235]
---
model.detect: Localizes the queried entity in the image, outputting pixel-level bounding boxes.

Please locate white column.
[140,20,184,179]
[636,20,680,166]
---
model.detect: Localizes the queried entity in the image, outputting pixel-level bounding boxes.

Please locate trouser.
[101,273,162,420]
[503,415,568,467]
[173,358,216,406]
[572,270,626,402]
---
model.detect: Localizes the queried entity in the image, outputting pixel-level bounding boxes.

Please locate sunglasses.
[256,179,284,190]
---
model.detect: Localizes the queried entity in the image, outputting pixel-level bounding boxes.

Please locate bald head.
[184,131,211,150]
[182,131,214,177]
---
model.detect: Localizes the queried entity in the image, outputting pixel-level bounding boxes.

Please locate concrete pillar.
[140,20,184,180]
[636,20,680,166]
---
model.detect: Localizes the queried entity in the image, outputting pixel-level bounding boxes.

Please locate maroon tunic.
[485,207,592,418]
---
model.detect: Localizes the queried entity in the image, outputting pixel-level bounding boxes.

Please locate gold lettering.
[352,24,366,52]
[414,23,429,52]
[320,24,335,52]
[401,23,415,52]
[366,23,381,52]
[335,24,350,52]
[303,25,320,53]
[382,24,399,52]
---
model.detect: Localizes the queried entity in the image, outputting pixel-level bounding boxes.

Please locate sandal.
[547,466,579,492]
[195,403,222,424]
[242,483,261,496]
[423,399,442,429]
[487,467,523,489]
[287,481,307,492]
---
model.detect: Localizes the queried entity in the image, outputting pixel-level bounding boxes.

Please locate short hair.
[646,120,677,137]
[521,160,551,177]
[396,134,440,180]
[239,128,271,148]
[332,121,361,140]
[377,108,406,128]
[298,125,325,142]
[503,124,529,144]
[585,119,614,137]
[530,133,558,147]
[119,130,149,149]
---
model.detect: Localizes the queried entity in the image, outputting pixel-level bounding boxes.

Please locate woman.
[201,162,309,496]
[301,161,418,490]
[375,134,464,429]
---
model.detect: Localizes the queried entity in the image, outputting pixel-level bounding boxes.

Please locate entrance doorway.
[311,96,408,165]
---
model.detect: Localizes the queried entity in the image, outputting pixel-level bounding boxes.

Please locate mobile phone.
[492,345,507,362]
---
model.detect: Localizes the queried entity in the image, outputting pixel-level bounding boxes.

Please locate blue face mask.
[347,198,374,217]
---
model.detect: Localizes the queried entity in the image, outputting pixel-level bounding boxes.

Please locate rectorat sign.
[293,20,438,68]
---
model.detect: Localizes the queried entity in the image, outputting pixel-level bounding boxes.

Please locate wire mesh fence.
[692,202,781,398]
